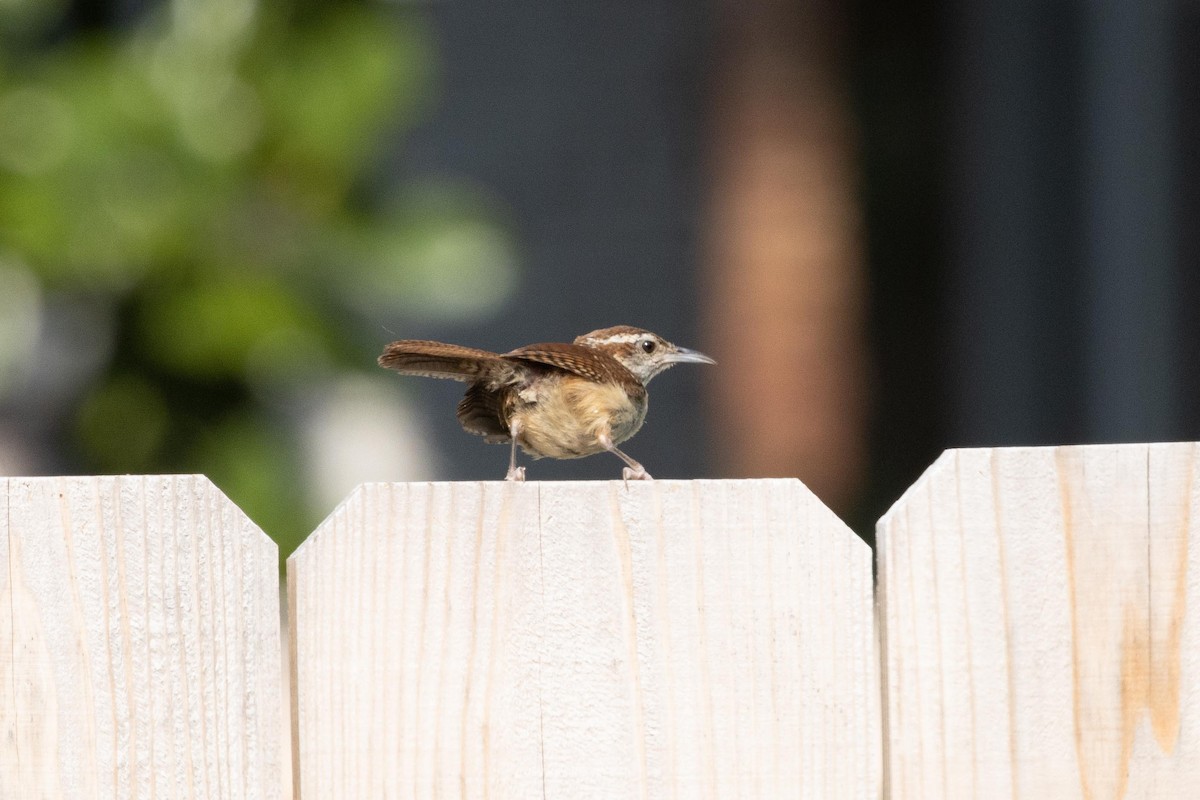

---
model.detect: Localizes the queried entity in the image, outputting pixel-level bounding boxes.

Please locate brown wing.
[455,383,512,440]
[378,340,509,382]
[502,342,634,385]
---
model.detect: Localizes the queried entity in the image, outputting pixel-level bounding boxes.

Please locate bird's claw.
[505,466,526,482]
[621,466,653,482]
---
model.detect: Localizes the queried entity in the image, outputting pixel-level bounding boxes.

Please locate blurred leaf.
[138,276,326,378]
[0,86,74,175]
[0,256,41,396]
[255,6,433,189]
[76,373,170,469]
[0,0,67,40]
[343,182,518,319]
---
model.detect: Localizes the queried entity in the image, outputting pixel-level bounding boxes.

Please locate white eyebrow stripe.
[582,334,646,346]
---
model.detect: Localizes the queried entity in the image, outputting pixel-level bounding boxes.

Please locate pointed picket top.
[877,443,1200,799]
[288,478,880,798]
[0,474,283,799]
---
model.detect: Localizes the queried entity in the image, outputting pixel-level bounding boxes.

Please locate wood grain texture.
[878,443,1200,799]
[288,479,879,798]
[0,475,283,799]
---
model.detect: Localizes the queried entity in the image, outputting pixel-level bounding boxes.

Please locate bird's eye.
[640,339,657,354]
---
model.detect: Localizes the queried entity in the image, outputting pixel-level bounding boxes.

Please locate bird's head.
[575,325,715,385]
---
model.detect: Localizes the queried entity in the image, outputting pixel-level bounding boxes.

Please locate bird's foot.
[505,466,526,482]
[621,466,653,482]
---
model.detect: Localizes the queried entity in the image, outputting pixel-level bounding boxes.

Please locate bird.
[378,325,715,481]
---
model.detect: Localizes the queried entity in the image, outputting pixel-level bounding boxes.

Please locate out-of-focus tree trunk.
[704,0,868,512]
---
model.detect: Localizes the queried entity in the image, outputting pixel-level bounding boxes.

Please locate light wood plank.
[288,481,544,799]
[0,475,283,798]
[288,479,879,798]
[878,443,1200,799]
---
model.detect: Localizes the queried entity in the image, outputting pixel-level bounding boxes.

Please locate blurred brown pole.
[704,0,868,511]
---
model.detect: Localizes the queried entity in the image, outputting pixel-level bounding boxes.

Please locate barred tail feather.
[378,340,503,381]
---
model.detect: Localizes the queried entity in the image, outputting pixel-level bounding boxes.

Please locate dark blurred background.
[0,0,1195,557]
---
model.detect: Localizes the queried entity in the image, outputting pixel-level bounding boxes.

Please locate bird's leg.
[505,418,526,482]
[598,430,652,481]
[620,464,651,481]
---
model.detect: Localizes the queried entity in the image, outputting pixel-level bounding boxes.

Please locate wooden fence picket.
[287,479,879,799]
[0,475,283,799]
[877,443,1200,799]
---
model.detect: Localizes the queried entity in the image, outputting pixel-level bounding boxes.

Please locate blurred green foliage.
[0,0,516,559]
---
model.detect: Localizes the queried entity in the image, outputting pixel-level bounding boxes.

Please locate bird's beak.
[668,346,716,365]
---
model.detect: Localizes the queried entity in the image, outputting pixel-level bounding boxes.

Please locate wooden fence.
[1,443,1197,798]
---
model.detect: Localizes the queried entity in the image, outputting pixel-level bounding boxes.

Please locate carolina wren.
[378,325,715,481]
